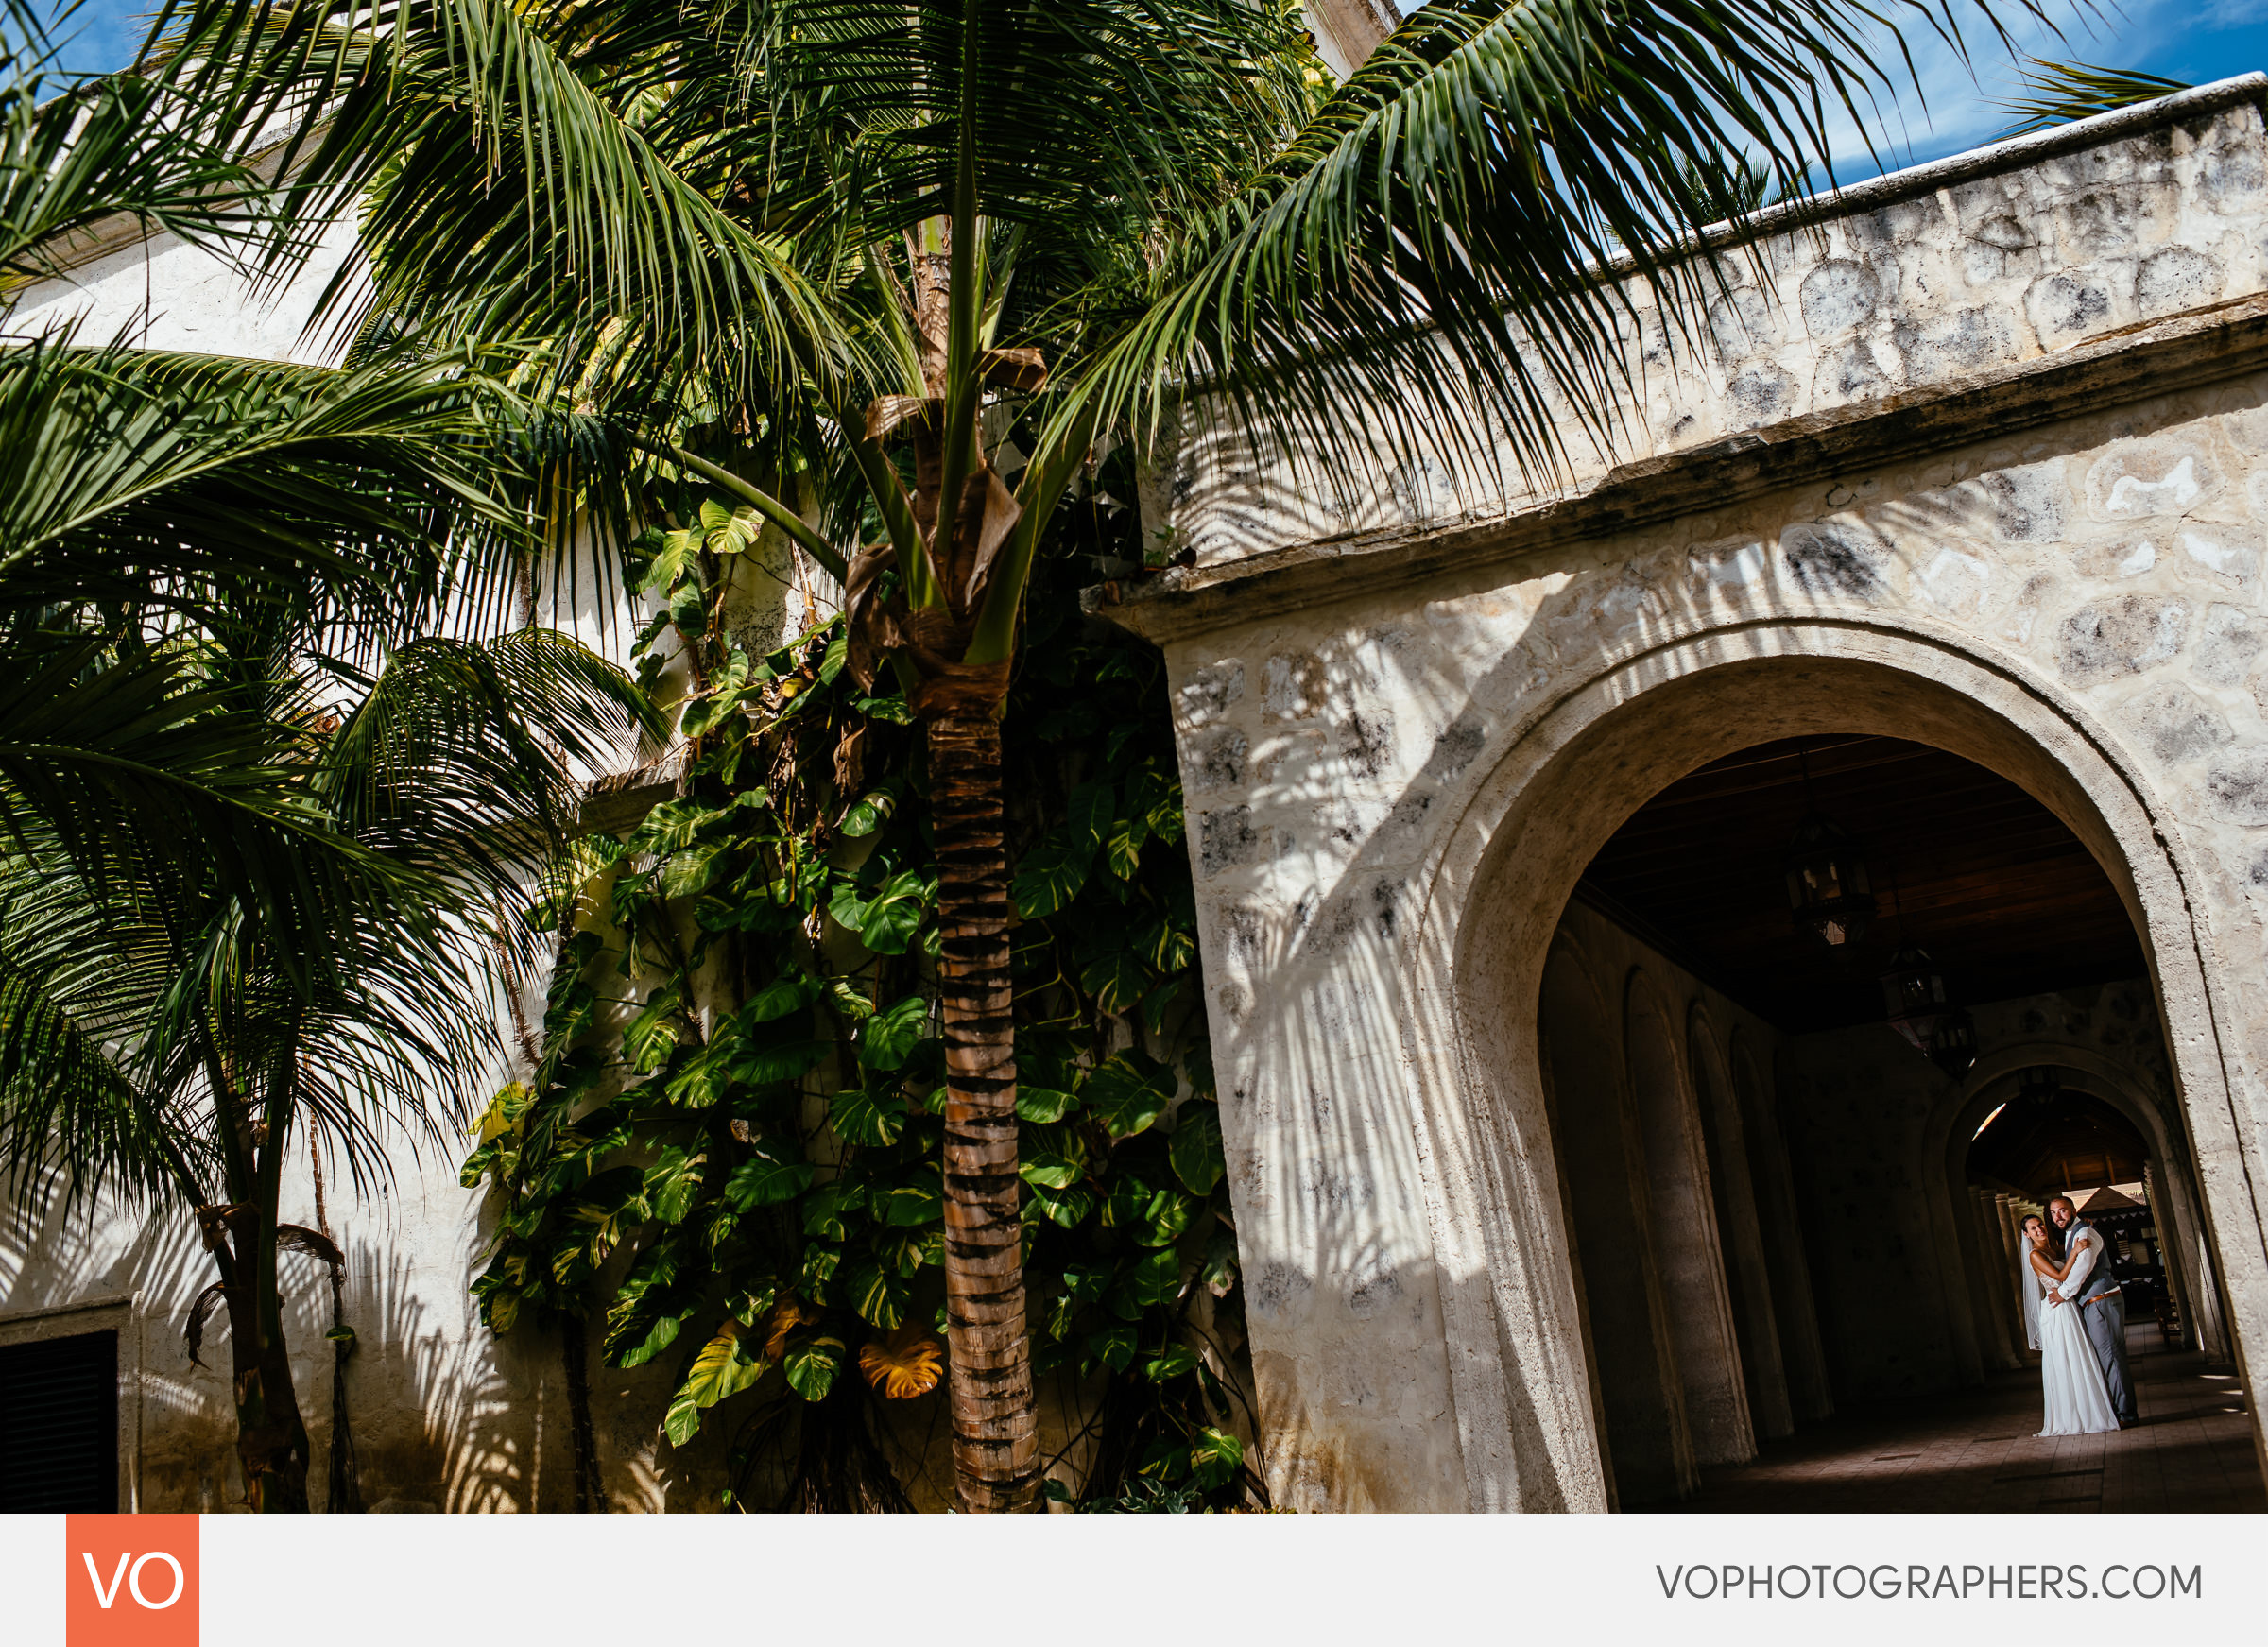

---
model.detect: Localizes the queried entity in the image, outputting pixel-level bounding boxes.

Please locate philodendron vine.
[462,455,1263,1510]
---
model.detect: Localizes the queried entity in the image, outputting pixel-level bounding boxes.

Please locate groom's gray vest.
[2064,1215,2138,1423]
[2066,1219,2121,1306]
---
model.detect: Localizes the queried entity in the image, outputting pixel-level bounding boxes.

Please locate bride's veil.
[2017,1218,2057,1351]
[2019,1248,2044,1350]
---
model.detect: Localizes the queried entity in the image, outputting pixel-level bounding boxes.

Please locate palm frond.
[0,0,365,303]
[1993,58,2189,139]
[0,632,414,989]
[1071,0,2054,511]
[0,333,515,628]
[0,857,217,1211]
[319,627,662,911]
[191,0,874,408]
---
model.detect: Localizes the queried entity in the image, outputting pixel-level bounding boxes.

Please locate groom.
[2045,1194,2139,1428]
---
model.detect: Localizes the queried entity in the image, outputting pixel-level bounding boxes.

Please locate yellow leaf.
[475,1082,529,1142]
[858,1327,945,1399]
[764,1295,819,1363]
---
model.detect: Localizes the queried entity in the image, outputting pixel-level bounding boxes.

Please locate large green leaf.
[1169,1102,1227,1195]
[800,1244,843,1301]
[837,780,902,838]
[1080,949,1151,1016]
[872,1166,943,1227]
[1015,1083,1078,1124]
[801,1179,865,1240]
[663,1321,767,1445]
[1124,1246,1182,1308]
[1128,762,1185,848]
[1105,807,1150,882]
[1108,1174,1194,1247]
[1026,1180,1096,1228]
[622,984,683,1072]
[643,1146,707,1225]
[725,1038,830,1087]
[1012,780,1114,918]
[661,840,730,900]
[724,1150,815,1210]
[1083,1055,1175,1140]
[627,800,721,859]
[1143,1342,1201,1382]
[783,1336,846,1401]
[1019,1147,1084,1191]
[742,971,821,1023]
[846,1258,909,1329]
[1188,1427,1244,1491]
[1134,914,1196,976]
[859,994,930,1072]
[828,1087,906,1148]
[1085,1322,1138,1373]
[832,870,931,955]
[603,1240,695,1366]
[663,1052,724,1109]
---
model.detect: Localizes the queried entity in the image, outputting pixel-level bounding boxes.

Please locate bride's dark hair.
[2022,1212,2066,1262]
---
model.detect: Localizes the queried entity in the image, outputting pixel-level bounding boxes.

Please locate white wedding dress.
[2028,1258,2121,1436]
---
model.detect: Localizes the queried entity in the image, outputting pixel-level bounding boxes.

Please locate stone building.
[9,60,2268,1512]
[1106,77,2268,1510]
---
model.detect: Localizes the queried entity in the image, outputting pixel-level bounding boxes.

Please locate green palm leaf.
[1075,0,2046,504]
[1993,58,2190,140]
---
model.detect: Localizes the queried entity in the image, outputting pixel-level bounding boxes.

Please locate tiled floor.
[1645,1322,2265,1513]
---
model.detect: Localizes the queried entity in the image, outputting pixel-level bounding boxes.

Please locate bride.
[2022,1214,2120,1436]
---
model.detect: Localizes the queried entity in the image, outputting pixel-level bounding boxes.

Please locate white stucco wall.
[1108,85,2268,1510]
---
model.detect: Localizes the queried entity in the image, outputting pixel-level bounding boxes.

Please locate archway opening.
[1534,732,2254,1509]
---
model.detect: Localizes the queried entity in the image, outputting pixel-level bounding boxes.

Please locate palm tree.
[0,7,654,1509]
[216,0,2021,1508]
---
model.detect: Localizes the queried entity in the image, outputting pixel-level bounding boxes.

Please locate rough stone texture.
[1114,89,2268,1510]
[1143,84,2268,567]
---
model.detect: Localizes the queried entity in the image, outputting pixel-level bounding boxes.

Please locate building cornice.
[1088,288,2268,643]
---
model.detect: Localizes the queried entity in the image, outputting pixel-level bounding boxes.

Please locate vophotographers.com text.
[1656,1564,2202,1602]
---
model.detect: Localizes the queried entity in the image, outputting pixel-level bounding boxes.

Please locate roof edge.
[1598,74,2268,278]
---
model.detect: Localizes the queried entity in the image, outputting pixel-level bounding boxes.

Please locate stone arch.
[1933,1043,2232,1363]
[1395,614,2268,1511]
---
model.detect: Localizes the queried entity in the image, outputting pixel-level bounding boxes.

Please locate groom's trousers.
[2079,1290,2137,1423]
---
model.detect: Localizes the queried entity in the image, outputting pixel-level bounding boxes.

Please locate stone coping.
[1090,288,2268,642]
[1653,73,2268,262]
[1091,79,2268,643]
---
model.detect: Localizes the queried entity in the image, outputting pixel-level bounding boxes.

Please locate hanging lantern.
[1880,946,1978,1078]
[2017,1065,2061,1107]
[1927,1009,1979,1078]
[1784,813,1876,947]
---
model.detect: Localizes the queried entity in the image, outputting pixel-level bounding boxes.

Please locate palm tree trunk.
[928,711,1040,1512]
[561,1312,610,1512]
[309,1139,363,1513]
[224,1205,313,1512]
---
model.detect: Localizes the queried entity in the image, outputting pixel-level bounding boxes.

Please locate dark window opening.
[0,1328,120,1511]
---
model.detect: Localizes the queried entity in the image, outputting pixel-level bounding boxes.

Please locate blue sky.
[23,0,2268,179]
[1803,0,2268,173]
[24,1,146,74]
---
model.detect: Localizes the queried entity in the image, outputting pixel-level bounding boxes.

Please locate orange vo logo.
[65,1516,198,1647]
